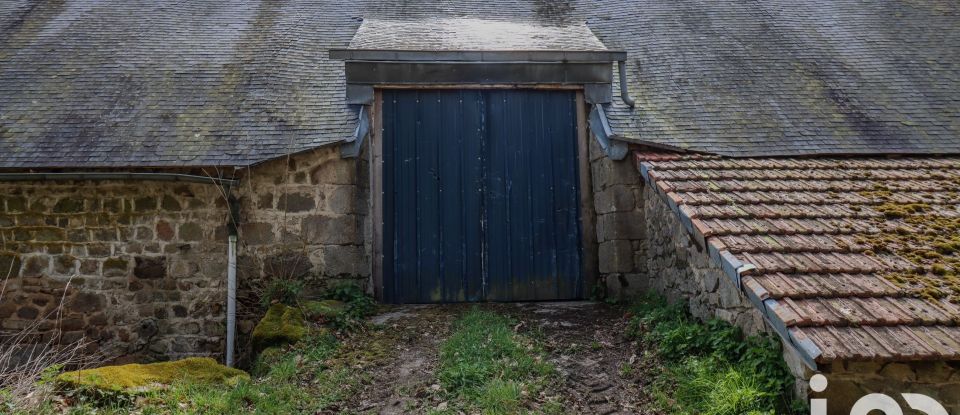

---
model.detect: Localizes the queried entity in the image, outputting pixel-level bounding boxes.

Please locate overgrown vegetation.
[627,294,802,415]
[434,309,560,414]
[14,282,377,414]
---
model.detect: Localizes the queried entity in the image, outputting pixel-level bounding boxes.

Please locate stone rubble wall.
[0,181,229,361]
[0,146,371,362]
[640,185,767,334]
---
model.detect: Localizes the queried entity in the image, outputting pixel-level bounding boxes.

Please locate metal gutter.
[0,172,238,186]
[616,61,636,108]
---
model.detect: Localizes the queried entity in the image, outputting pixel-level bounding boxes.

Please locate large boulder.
[56,357,248,393]
[252,304,307,352]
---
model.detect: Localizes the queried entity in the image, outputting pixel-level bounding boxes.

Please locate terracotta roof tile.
[638,152,960,363]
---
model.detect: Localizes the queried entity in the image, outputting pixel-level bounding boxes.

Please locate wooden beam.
[370,89,385,301]
[576,91,600,296]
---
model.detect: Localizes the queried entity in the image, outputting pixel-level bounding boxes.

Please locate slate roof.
[636,151,960,363]
[1,0,959,167]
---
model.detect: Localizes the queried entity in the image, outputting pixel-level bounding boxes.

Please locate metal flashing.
[341,106,370,158]
[588,105,629,160]
[763,299,821,369]
[330,49,626,63]
[0,172,237,186]
[719,250,744,287]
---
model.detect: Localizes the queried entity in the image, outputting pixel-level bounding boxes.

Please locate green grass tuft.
[436,308,554,414]
[628,293,803,415]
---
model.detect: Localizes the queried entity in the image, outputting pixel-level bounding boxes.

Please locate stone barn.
[1,0,959,412]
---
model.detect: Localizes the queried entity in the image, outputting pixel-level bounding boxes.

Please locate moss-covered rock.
[252,303,307,352]
[302,299,347,321]
[56,357,248,393]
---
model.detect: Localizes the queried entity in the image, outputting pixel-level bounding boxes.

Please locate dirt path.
[503,302,658,415]
[335,302,656,415]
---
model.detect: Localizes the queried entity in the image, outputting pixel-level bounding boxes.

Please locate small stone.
[178,223,203,241]
[52,197,85,213]
[278,192,316,213]
[161,195,181,211]
[257,193,274,209]
[103,258,130,278]
[53,255,77,275]
[134,196,157,212]
[5,196,26,212]
[34,228,66,242]
[240,222,274,245]
[156,221,174,241]
[134,256,166,279]
[70,292,106,313]
[310,158,355,185]
[301,215,358,244]
[17,306,39,320]
[21,256,48,277]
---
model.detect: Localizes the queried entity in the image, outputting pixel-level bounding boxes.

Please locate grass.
[628,293,803,415]
[434,309,559,415]
[41,330,350,415]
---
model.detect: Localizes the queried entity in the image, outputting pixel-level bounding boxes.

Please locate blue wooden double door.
[382,89,584,303]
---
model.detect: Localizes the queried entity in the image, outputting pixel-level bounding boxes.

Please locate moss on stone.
[302,299,346,321]
[252,304,307,351]
[56,357,248,393]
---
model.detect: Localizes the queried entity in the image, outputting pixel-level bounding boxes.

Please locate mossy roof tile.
[639,150,960,362]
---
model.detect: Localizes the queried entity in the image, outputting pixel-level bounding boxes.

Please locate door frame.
[369,85,599,302]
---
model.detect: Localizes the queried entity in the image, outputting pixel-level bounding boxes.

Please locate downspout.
[225,194,241,367]
[617,60,636,108]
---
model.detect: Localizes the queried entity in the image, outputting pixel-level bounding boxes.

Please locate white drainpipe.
[226,234,237,367]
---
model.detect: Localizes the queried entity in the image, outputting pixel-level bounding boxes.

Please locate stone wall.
[233,146,370,336]
[0,145,372,363]
[589,141,647,297]
[0,181,229,361]
[640,185,767,334]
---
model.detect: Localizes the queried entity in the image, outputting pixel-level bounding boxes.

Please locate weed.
[656,356,775,415]
[261,278,305,308]
[317,282,377,331]
[628,293,801,414]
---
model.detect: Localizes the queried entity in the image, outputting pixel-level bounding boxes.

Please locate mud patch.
[505,302,659,415]
[334,305,465,414]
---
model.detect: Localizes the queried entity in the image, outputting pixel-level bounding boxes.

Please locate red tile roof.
[636,151,960,365]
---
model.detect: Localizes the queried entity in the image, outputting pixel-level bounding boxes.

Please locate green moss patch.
[253,303,308,352]
[302,299,346,321]
[56,357,248,393]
